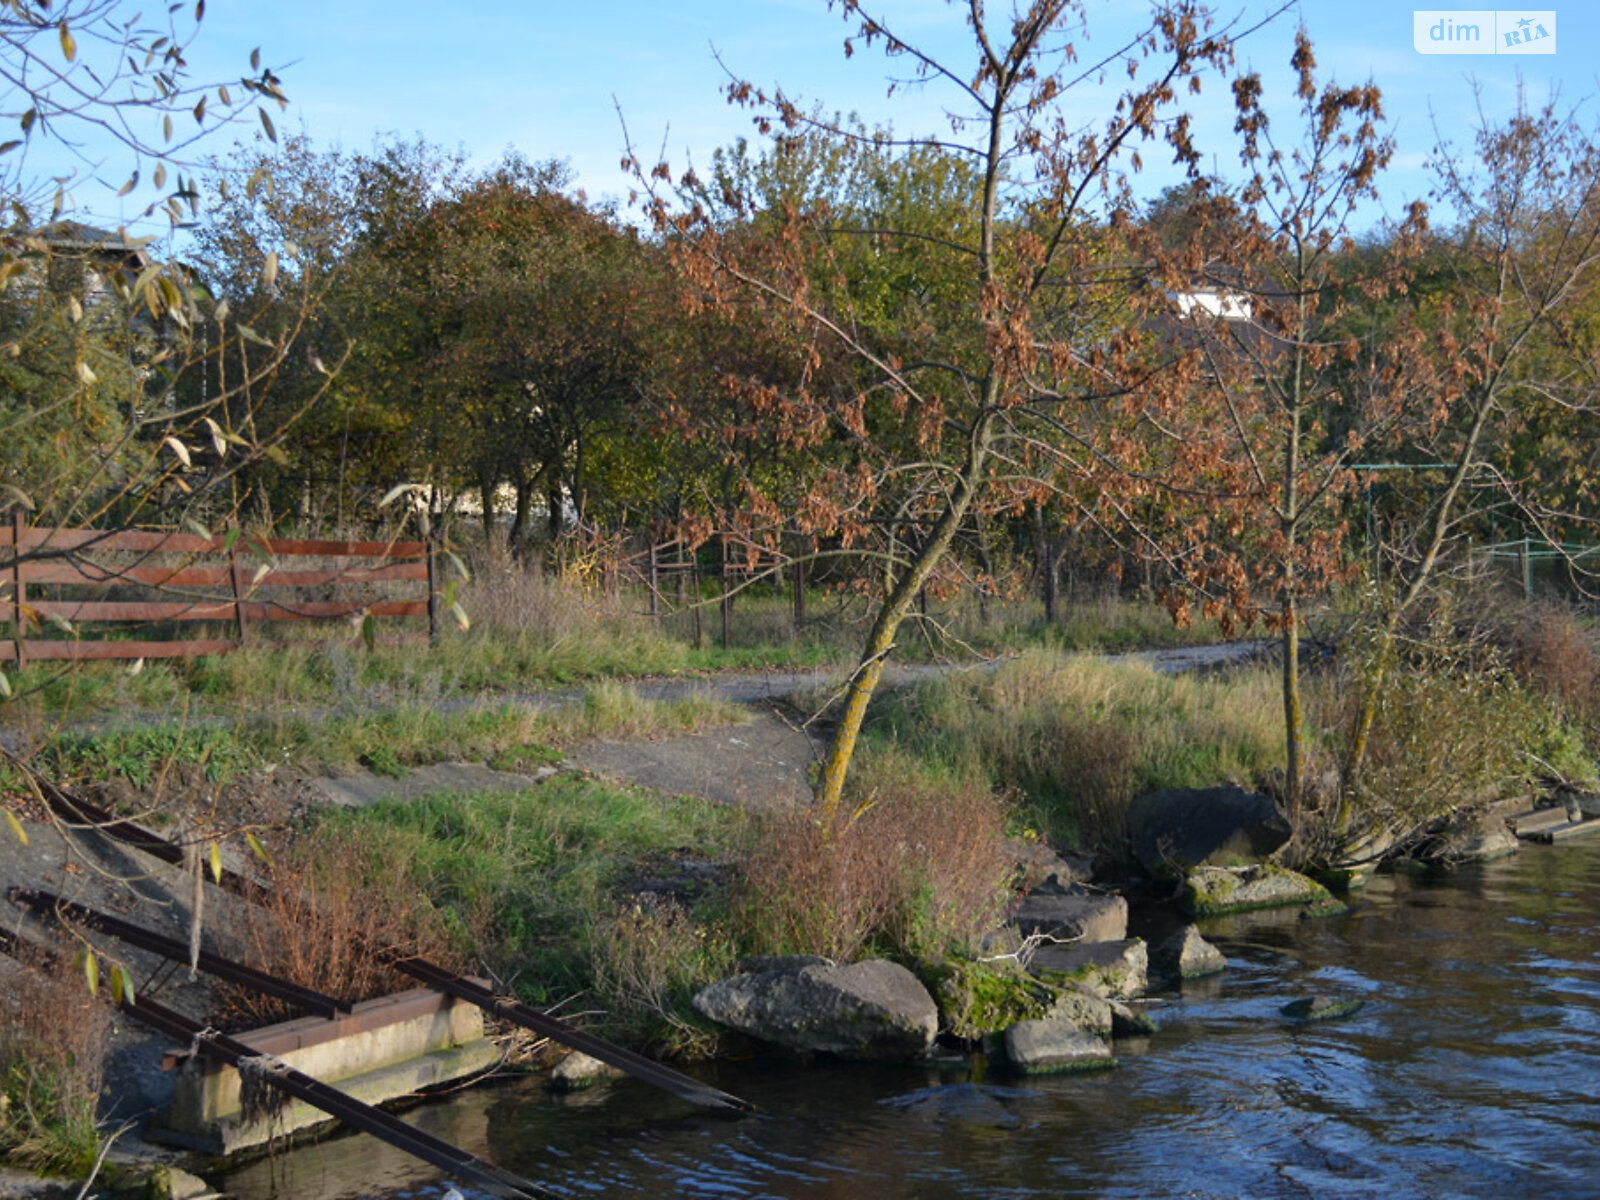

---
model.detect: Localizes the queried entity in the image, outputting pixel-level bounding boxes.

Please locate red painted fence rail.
[3,514,436,668]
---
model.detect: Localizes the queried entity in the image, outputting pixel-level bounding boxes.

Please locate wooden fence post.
[10,510,26,670]
[229,528,250,648]
[720,538,731,650]
[427,536,440,644]
[692,559,703,651]
[792,551,805,633]
[648,541,660,626]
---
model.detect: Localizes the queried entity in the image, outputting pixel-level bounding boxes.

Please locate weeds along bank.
[5,574,1597,1182]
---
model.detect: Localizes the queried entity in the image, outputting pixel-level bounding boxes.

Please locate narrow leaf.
[203,416,226,457]
[125,657,145,677]
[44,610,74,636]
[260,250,277,291]
[223,527,241,552]
[162,435,192,467]
[245,831,271,866]
[117,171,139,197]
[81,949,99,996]
[59,22,76,62]
[5,809,26,845]
[449,600,471,632]
[209,840,222,884]
[75,360,96,384]
[258,107,276,143]
[361,612,375,652]
[185,518,211,541]
[0,668,10,699]
[251,561,271,586]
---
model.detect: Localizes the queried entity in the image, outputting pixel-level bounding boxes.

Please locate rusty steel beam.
[119,995,549,1200]
[8,888,350,1019]
[8,752,754,1116]
[12,763,266,901]
[383,953,753,1114]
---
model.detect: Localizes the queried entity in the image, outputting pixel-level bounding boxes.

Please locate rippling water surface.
[222,836,1600,1199]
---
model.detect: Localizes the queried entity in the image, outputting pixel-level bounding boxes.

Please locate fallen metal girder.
[122,994,549,1200]
[383,953,753,1114]
[7,887,350,1019]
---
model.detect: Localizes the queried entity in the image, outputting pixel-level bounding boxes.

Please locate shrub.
[732,757,1016,965]
[217,822,467,1027]
[0,944,111,1175]
[586,895,735,1059]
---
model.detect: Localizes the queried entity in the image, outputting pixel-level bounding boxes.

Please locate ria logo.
[1413,10,1557,53]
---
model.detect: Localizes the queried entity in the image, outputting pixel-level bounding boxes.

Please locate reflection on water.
[222,838,1600,1200]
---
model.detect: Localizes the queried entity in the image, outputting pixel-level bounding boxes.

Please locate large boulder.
[1001,1019,1116,1074]
[1030,938,1148,1000]
[693,957,937,1060]
[1180,865,1329,917]
[1151,924,1227,982]
[1128,785,1291,875]
[1009,886,1128,943]
[1428,809,1520,863]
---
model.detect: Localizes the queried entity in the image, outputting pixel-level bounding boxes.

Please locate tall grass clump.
[219,822,467,1027]
[732,752,1016,965]
[0,945,111,1175]
[863,649,1287,855]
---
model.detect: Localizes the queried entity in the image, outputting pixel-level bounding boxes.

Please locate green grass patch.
[33,683,750,792]
[321,779,749,1012]
[856,649,1287,851]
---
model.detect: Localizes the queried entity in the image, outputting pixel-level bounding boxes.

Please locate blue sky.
[36,1,1600,237]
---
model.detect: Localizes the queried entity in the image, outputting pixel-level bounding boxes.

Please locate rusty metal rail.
[119,994,550,1200]
[11,756,754,1115]
[383,953,753,1114]
[5,751,265,900]
[8,888,350,1019]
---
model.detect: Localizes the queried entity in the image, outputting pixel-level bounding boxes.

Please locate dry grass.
[865,650,1288,853]
[732,758,1016,964]
[216,823,469,1027]
[0,943,111,1174]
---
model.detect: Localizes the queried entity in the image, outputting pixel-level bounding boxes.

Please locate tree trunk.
[816,416,993,820]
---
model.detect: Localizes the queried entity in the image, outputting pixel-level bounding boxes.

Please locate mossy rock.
[1282,995,1365,1022]
[1181,865,1331,918]
[929,957,1060,1040]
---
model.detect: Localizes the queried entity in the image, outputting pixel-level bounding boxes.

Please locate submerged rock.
[1001,1018,1116,1074]
[1282,995,1365,1022]
[693,957,938,1060]
[1107,997,1160,1037]
[1181,865,1330,917]
[1151,924,1227,982]
[1127,785,1291,875]
[549,1051,624,1091]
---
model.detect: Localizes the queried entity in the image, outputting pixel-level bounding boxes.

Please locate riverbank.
[211,833,1600,1200]
[2,624,1593,1193]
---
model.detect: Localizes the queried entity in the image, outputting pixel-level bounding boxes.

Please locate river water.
[220,835,1600,1200]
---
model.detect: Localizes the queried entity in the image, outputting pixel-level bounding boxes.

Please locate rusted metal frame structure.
[9,753,267,901]
[8,888,351,1020]
[382,953,752,1114]
[1,520,432,666]
[18,765,755,1115]
[119,996,549,1199]
[0,927,547,1199]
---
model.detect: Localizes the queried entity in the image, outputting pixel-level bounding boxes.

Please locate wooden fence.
[2,514,435,668]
